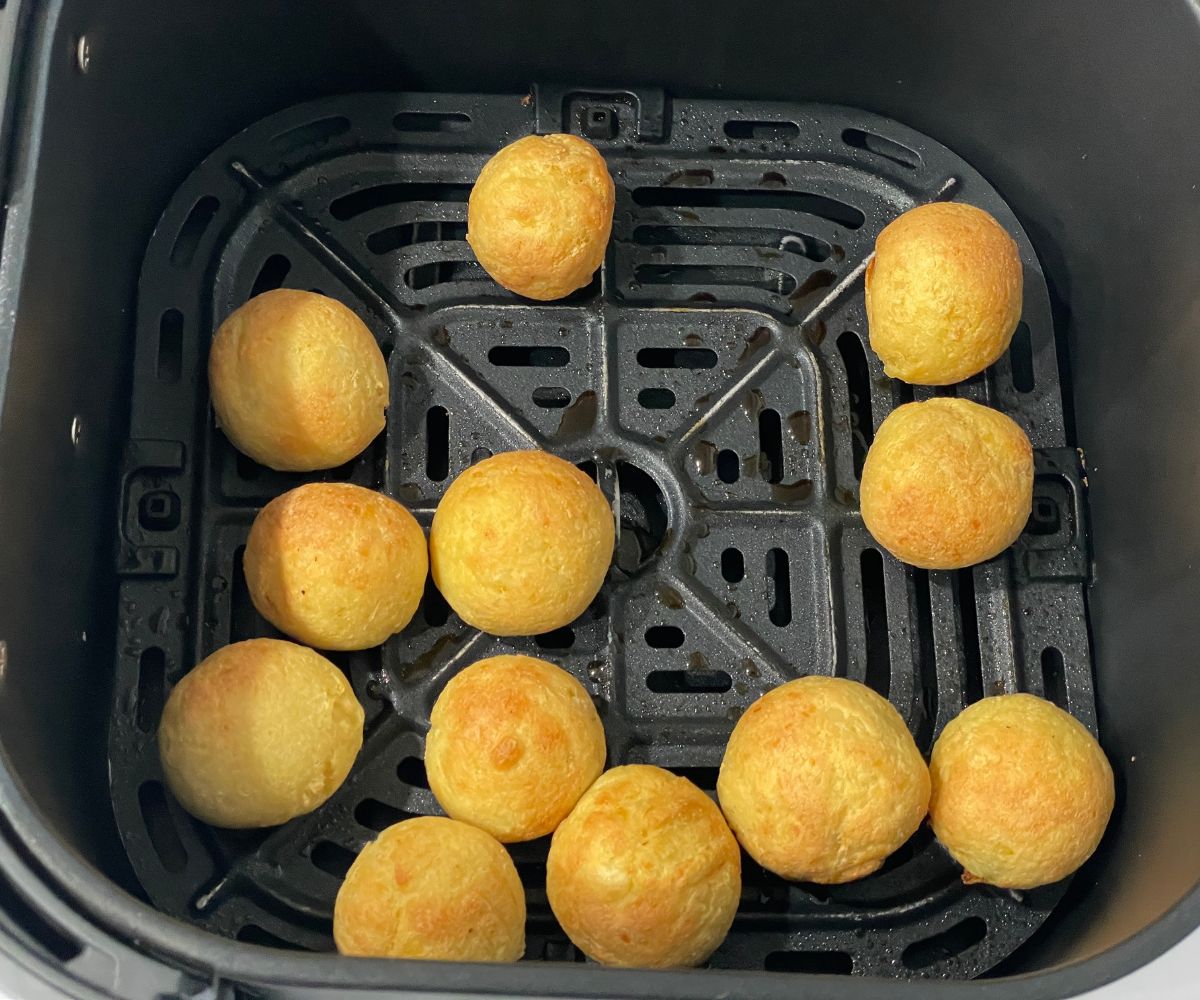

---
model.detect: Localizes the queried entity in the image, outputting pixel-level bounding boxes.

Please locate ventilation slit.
[157,310,183,383]
[837,332,874,479]
[632,186,863,229]
[912,568,937,748]
[394,111,472,132]
[759,408,784,483]
[958,569,984,704]
[249,254,292,297]
[861,549,891,698]
[488,345,570,367]
[645,625,684,648]
[902,917,987,969]
[269,115,350,151]
[841,128,922,169]
[137,647,166,733]
[717,449,740,483]
[636,347,718,369]
[354,798,410,832]
[532,386,571,408]
[397,756,430,789]
[425,406,449,481]
[310,842,356,879]
[721,547,745,583]
[765,951,853,974]
[638,387,676,409]
[767,548,792,627]
[1010,322,1036,392]
[724,119,801,142]
[1042,646,1068,709]
[170,196,219,268]
[230,546,269,643]
[139,782,187,873]
[422,578,451,627]
[646,670,733,693]
[535,626,576,650]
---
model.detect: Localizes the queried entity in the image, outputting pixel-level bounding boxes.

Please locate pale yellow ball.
[209,289,387,471]
[718,676,930,884]
[467,134,615,300]
[243,483,427,651]
[866,202,1023,385]
[426,655,606,842]
[158,639,364,828]
[547,765,741,968]
[860,398,1033,570]
[429,450,614,636]
[930,693,1114,889]
[334,817,525,962]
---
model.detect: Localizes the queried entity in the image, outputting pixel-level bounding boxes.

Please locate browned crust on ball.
[860,398,1033,570]
[546,765,741,968]
[429,450,614,636]
[244,483,428,650]
[929,693,1114,889]
[208,289,387,471]
[334,817,525,961]
[866,202,1022,385]
[467,134,615,300]
[717,676,930,884]
[158,639,364,828]
[425,655,606,842]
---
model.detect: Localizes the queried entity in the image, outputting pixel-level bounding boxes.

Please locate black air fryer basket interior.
[0,2,1198,999]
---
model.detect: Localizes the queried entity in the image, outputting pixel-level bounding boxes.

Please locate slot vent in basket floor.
[110,89,1094,980]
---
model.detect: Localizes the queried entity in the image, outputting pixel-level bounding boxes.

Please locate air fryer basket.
[108,88,1094,979]
[1,2,1199,999]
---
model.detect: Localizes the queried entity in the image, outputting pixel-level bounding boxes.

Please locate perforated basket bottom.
[110,87,1095,979]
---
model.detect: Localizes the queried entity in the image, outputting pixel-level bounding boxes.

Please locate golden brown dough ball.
[546,765,740,968]
[334,817,525,961]
[429,450,613,636]
[865,202,1023,385]
[717,676,929,884]
[860,398,1033,570]
[158,639,363,828]
[244,483,427,651]
[209,289,387,471]
[467,133,615,300]
[929,694,1114,889]
[426,655,605,842]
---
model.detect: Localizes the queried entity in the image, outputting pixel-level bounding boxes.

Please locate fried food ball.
[929,693,1114,889]
[244,483,427,651]
[865,202,1023,385]
[334,817,525,962]
[546,765,740,968]
[426,655,605,843]
[159,639,363,828]
[717,676,929,884]
[467,133,615,300]
[209,289,387,471]
[860,398,1033,570]
[429,450,613,636]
